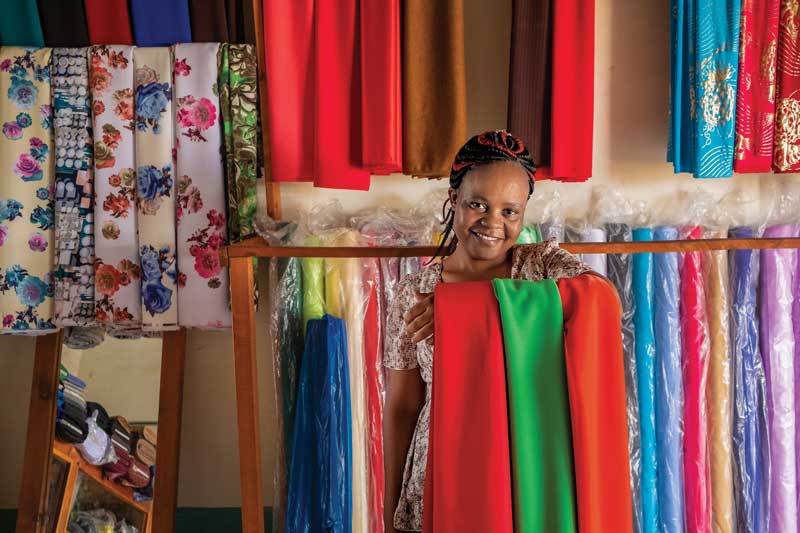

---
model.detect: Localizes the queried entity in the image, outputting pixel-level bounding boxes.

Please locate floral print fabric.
[52,48,95,327]
[774,1,800,171]
[0,47,56,334]
[174,43,231,329]
[91,45,141,332]
[133,47,177,330]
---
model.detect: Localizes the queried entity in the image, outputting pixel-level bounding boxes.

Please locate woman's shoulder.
[513,239,590,280]
[398,262,441,294]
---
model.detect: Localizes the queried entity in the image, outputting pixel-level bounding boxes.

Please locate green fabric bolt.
[301,236,325,331]
[0,0,45,46]
[492,278,578,533]
[516,224,543,244]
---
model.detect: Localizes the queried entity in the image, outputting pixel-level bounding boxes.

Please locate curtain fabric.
[774,5,800,171]
[174,43,231,329]
[424,281,514,533]
[38,0,90,47]
[0,0,45,46]
[83,0,134,45]
[0,47,55,334]
[52,48,95,327]
[189,0,229,42]
[133,47,178,331]
[129,0,192,46]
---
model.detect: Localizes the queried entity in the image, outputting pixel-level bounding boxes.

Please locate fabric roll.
[104,444,132,481]
[90,45,140,332]
[361,0,402,174]
[52,48,95,327]
[218,44,258,242]
[775,7,800,171]
[174,43,230,329]
[403,0,467,177]
[111,433,131,455]
[286,315,352,533]
[549,0,593,181]
[541,221,565,243]
[133,47,178,331]
[129,0,192,46]
[760,224,798,532]
[632,228,658,533]
[668,0,690,171]
[704,229,734,533]
[606,223,642,533]
[132,424,157,446]
[0,47,56,334]
[681,225,712,532]
[567,226,606,275]
[83,0,134,45]
[556,275,633,533]
[729,226,768,533]
[492,279,573,533]
[65,372,87,389]
[133,434,157,467]
[38,0,90,46]
[652,226,685,533]
[57,403,88,443]
[424,282,513,533]
[122,457,152,488]
[734,0,779,172]
[0,0,45,46]
[64,326,104,349]
[508,0,551,168]
[516,224,542,244]
[189,0,228,42]
[301,257,325,330]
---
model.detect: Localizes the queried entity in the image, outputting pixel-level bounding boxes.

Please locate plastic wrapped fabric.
[729,226,768,533]
[606,222,642,533]
[540,222,565,242]
[268,257,304,533]
[302,258,325,332]
[516,224,542,244]
[64,327,105,350]
[286,315,351,533]
[652,226,685,533]
[760,224,798,532]
[703,228,734,533]
[681,225,712,533]
[76,412,116,466]
[566,225,607,276]
[632,228,658,533]
[425,281,514,533]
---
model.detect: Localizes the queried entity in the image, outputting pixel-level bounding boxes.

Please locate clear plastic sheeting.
[760,224,799,533]
[566,224,607,275]
[606,222,642,533]
[652,226,685,533]
[729,226,768,533]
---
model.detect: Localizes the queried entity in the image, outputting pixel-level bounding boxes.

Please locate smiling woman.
[381,129,592,532]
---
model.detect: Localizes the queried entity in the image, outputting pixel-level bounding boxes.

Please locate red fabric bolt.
[83,0,133,45]
[423,281,513,533]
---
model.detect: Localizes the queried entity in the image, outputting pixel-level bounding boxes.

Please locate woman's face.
[449,161,530,262]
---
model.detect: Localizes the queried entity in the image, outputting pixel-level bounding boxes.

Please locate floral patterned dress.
[383,241,591,531]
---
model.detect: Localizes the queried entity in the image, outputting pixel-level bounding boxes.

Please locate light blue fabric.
[632,227,658,533]
[653,226,685,533]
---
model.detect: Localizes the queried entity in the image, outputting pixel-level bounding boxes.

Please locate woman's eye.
[503,209,519,217]
[468,202,487,211]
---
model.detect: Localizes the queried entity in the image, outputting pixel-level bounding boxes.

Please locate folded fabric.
[64,326,105,350]
[363,259,384,533]
[131,424,156,446]
[37,0,90,46]
[129,0,191,46]
[64,372,86,389]
[63,388,87,409]
[63,380,86,395]
[0,0,44,46]
[76,412,113,465]
[133,433,157,467]
[57,403,88,443]
[112,416,132,439]
[111,433,131,455]
[86,401,110,428]
[83,0,134,44]
[121,457,151,488]
[103,444,132,481]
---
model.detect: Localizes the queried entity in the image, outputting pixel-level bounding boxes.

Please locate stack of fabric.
[56,366,88,444]
[131,426,157,468]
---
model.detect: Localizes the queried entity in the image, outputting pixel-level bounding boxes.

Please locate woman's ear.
[448,188,458,206]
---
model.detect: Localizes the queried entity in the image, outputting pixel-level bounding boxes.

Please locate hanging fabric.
[403,0,467,177]
[37,0,90,46]
[133,47,178,331]
[286,315,351,533]
[218,44,259,242]
[606,222,641,533]
[173,43,231,329]
[361,0,402,174]
[668,0,692,172]
[0,0,45,46]
[508,0,551,168]
[568,226,606,276]
[652,226,685,533]
[704,229,734,533]
[91,45,140,333]
[760,224,798,532]
[0,47,55,333]
[188,0,228,42]
[424,281,514,533]
[302,257,325,331]
[774,6,800,171]
[52,48,95,327]
[734,0,779,173]
[224,0,254,44]
[681,225,712,532]
[729,226,768,533]
[556,275,633,533]
[632,228,658,533]
[129,0,192,47]
[83,0,134,45]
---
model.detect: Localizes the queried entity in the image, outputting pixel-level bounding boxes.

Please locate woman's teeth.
[471,230,502,243]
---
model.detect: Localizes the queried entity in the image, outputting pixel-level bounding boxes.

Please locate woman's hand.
[404,291,434,345]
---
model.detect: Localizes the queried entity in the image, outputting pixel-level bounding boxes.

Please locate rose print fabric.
[173,43,231,329]
[0,47,56,334]
[133,47,178,331]
[774,1,800,171]
[52,48,95,327]
[91,45,141,333]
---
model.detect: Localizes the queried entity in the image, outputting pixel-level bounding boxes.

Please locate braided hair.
[431,130,536,260]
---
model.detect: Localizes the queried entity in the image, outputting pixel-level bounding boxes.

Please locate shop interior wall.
[0,0,796,517]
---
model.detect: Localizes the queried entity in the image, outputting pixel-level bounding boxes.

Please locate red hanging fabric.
[557,275,633,533]
[361,0,402,174]
[734,0,779,173]
[423,282,513,533]
[774,5,800,171]
[548,0,594,182]
[83,0,133,45]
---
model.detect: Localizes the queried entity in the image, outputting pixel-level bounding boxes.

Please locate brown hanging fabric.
[38,0,90,46]
[402,0,467,177]
[189,0,228,42]
[225,0,254,44]
[507,0,551,168]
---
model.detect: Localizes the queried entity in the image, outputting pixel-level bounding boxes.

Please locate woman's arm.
[383,368,426,533]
